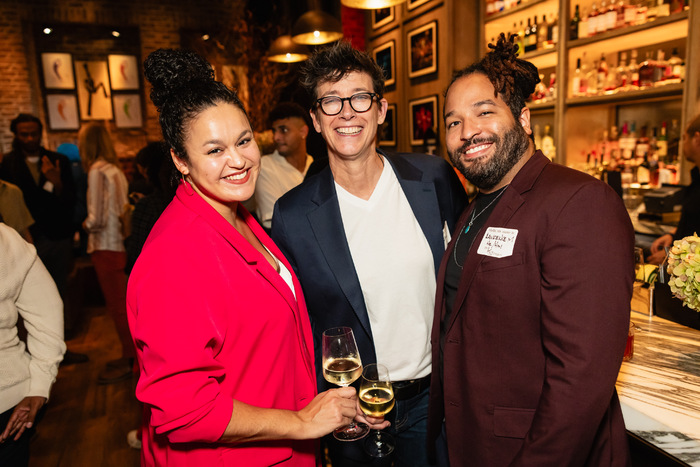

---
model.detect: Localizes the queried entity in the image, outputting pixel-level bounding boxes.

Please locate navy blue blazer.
[271,150,468,390]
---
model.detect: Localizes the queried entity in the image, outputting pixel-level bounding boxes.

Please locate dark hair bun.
[143,48,215,109]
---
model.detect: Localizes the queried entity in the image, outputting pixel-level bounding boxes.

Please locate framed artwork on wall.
[407,21,437,78]
[75,60,113,120]
[407,0,432,10]
[108,54,140,90]
[46,94,80,130]
[409,95,438,146]
[373,40,396,87]
[113,94,143,128]
[379,103,397,147]
[372,7,395,29]
[41,53,75,89]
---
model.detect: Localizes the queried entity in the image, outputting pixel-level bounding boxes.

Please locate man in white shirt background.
[253,102,313,231]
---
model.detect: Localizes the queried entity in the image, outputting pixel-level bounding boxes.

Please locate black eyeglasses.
[315,92,379,116]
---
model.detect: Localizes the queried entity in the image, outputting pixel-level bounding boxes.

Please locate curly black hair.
[447,33,540,121]
[143,48,246,162]
[300,41,385,103]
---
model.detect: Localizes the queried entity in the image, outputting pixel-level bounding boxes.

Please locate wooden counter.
[617,310,700,466]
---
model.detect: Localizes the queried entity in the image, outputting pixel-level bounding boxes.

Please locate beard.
[449,120,531,191]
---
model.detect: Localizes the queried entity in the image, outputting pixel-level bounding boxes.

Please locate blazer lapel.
[307,169,374,340]
[445,151,549,335]
[386,153,444,274]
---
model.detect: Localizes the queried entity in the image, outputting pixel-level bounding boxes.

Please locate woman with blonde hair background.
[78,122,133,384]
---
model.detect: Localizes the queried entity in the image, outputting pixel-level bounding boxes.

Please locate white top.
[84,159,129,253]
[263,244,296,300]
[254,150,313,229]
[0,223,66,413]
[336,159,435,381]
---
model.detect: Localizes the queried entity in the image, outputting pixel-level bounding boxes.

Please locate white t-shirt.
[336,159,435,381]
[254,151,313,229]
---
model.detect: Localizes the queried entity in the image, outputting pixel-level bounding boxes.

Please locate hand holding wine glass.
[359,363,395,457]
[322,327,369,441]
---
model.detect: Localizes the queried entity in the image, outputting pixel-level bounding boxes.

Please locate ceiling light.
[43,27,53,35]
[267,35,310,63]
[291,10,343,45]
[111,30,120,37]
[202,34,210,41]
[340,0,406,8]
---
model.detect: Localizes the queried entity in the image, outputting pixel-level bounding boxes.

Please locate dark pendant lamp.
[291,10,343,45]
[340,0,406,8]
[267,35,311,63]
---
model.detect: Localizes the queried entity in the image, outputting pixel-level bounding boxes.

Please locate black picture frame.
[407,20,437,79]
[373,40,396,87]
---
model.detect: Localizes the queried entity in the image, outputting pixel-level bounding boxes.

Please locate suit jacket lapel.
[444,152,549,335]
[385,153,445,274]
[307,169,374,340]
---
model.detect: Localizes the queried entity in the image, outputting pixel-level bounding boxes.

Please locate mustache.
[456,136,498,155]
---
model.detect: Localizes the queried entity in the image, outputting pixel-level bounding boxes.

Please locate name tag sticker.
[477,227,518,258]
[43,181,54,193]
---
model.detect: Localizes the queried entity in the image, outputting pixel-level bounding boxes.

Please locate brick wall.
[0,0,239,162]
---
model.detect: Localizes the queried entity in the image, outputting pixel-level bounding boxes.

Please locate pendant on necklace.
[464,223,471,234]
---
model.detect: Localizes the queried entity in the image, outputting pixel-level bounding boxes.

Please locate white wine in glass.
[322,327,369,441]
[360,363,395,457]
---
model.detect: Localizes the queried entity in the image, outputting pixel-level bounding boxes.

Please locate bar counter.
[617,310,700,466]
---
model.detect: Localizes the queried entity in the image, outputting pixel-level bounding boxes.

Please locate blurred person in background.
[78,122,133,384]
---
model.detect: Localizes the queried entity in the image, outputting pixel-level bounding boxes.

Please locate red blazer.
[428,152,633,466]
[127,184,317,467]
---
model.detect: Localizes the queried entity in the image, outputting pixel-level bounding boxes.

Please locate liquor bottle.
[635,124,650,159]
[537,15,548,49]
[624,0,638,25]
[572,57,583,96]
[605,0,618,30]
[579,52,590,95]
[517,21,526,53]
[548,72,557,99]
[615,51,629,90]
[653,49,666,84]
[588,3,600,35]
[570,4,581,39]
[524,18,533,52]
[598,0,608,33]
[657,121,668,160]
[541,125,556,160]
[636,0,648,25]
[666,47,682,82]
[615,0,626,28]
[604,59,618,92]
[526,16,538,52]
[670,0,683,13]
[579,6,589,38]
[597,54,608,93]
[628,49,640,89]
[548,13,559,46]
[587,59,599,95]
[667,118,680,161]
[619,121,636,159]
[638,51,655,87]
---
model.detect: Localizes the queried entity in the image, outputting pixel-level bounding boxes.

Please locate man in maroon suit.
[428,34,634,466]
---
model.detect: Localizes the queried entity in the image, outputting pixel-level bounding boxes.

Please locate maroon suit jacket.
[428,151,633,466]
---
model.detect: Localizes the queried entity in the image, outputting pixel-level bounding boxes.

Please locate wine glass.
[359,363,395,457]
[321,327,369,441]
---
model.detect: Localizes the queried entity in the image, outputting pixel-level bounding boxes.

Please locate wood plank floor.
[29,304,141,467]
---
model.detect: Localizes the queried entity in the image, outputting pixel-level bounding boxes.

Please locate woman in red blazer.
[126,48,356,467]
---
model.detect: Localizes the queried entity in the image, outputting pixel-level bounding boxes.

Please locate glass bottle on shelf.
[588,3,600,35]
[598,0,609,33]
[666,47,682,83]
[638,51,655,87]
[587,59,599,95]
[541,125,556,160]
[624,1,638,26]
[572,57,583,96]
[579,6,589,38]
[615,51,629,90]
[667,118,680,161]
[605,0,618,31]
[537,15,548,50]
[657,121,668,161]
[547,13,559,47]
[570,4,580,40]
[548,72,557,99]
[628,49,640,89]
[580,52,590,95]
[524,18,533,52]
[597,54,608,93]
[517,21,526,53]
[526,17,538,52]
[653,49,667,84]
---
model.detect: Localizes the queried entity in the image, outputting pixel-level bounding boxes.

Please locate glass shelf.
[486,0,552,22]
[565,82,683,106]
